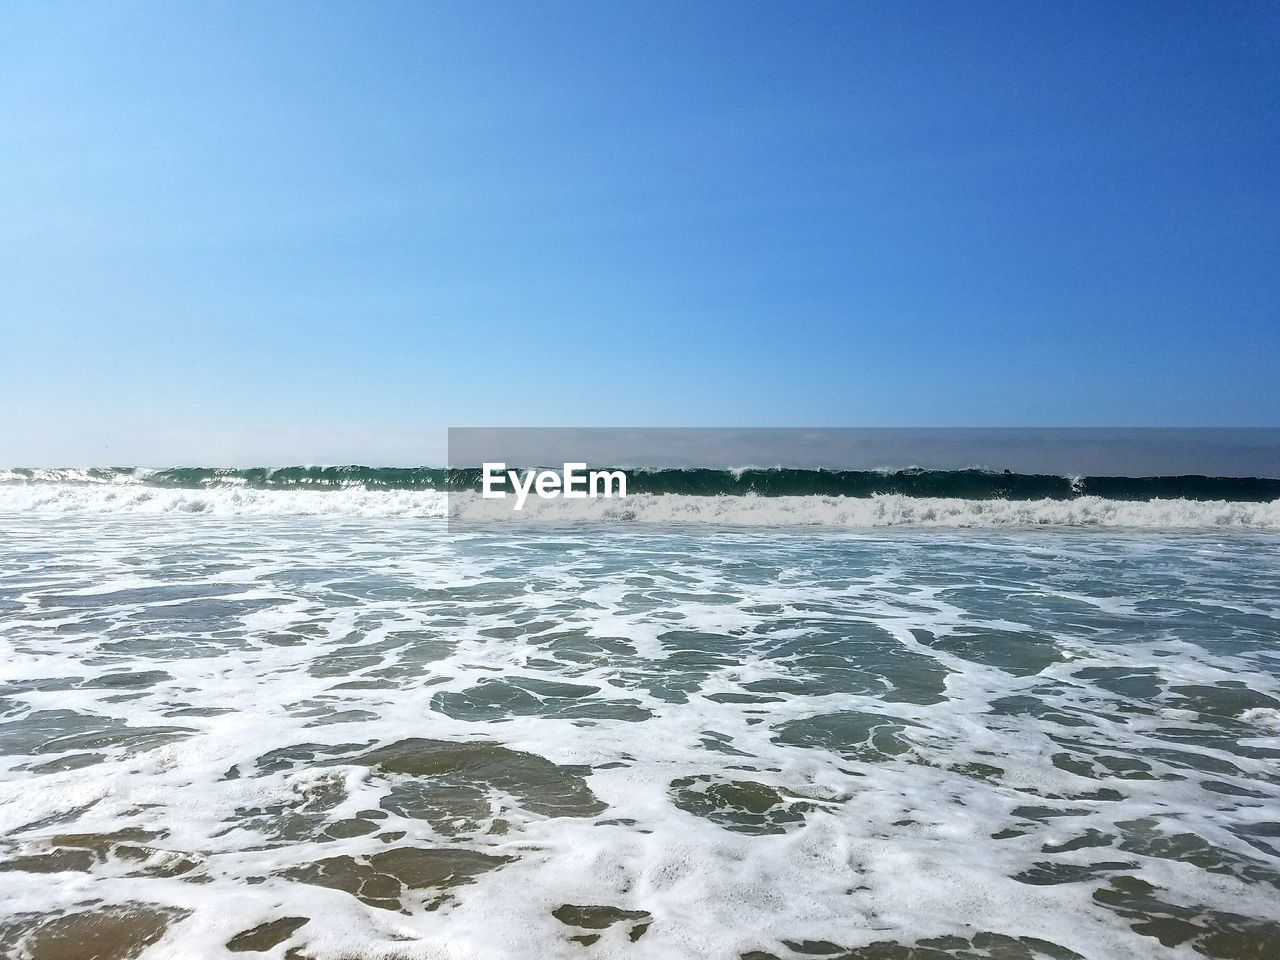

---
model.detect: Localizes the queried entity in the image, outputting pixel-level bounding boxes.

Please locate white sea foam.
[1241,707,1280,733]
[1,517,1279,959]
[0,482,1278,528]
[0,467,144,485]
[452,491,1280,528]
[0,483,450,518]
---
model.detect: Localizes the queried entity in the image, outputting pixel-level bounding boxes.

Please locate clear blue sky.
[1,1,1277,464]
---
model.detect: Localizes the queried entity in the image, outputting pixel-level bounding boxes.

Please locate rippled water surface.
[2,515,1279,959]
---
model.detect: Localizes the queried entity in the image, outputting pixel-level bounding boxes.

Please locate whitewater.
[2,477,1279,959]
[0,483,1278,528]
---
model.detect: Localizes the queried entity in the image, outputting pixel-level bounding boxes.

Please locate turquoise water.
[1,512,1279,959]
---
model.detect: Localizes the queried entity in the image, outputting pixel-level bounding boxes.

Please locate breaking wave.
[2,466,1278,501]
[0,483,1277,528]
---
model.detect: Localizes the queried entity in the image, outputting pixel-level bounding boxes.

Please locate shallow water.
[1,515,1279,959]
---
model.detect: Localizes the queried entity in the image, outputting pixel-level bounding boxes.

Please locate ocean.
[2,469,1279,959]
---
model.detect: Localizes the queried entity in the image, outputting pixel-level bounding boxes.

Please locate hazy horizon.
[4,428,1278,479]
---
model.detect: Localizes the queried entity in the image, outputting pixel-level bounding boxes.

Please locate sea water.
[1,487,1279,959]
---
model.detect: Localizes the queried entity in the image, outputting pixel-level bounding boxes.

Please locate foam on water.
[1,483,1278,528]
[2,514,1279,960]
[451,491,1280,528]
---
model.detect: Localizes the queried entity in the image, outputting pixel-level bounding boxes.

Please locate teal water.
[3,466,1279,501]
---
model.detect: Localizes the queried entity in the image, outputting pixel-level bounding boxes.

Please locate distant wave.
[2,466,1278,502]
[0,482,1277,528]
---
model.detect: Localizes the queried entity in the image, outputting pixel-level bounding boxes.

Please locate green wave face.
[3,467,1278,502]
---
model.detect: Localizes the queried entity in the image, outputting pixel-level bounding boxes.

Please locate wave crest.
[3,466,1278,502]
[1,484,1276,528]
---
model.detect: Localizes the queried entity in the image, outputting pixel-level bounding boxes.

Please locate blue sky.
[1,1,1277,464]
